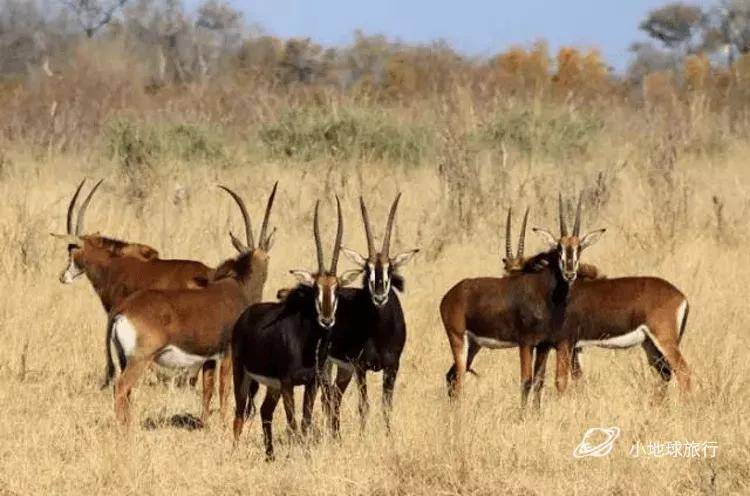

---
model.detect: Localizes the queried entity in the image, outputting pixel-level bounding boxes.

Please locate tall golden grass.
[0,41,748,495]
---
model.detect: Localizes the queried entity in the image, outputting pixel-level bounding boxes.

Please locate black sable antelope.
[322,193,418,435]
[231,198,360,459]
[531,195,691,399]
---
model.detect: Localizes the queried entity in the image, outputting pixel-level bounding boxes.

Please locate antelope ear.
[290,270,315,286]
[214,260,238,280]
[391,249,419,268]
[580,228,606,250]
[228,231,246,253]
[138,246,160,260]
[264,227,277,251]
[342,247,367,267]
[339,269,363,286]
[120,244,159,261]
[532,227,557,248]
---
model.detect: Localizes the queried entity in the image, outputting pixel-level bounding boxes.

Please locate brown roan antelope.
[52,178,215,388]
[530,193,691,400]
[106,182,278,425]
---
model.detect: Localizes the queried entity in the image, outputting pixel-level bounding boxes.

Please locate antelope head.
[342,194,419,307]
[291,197,361,329]
[216,182,278,300]
[533,192,605,283]
[502,206,530,274]
[51,179,159,284]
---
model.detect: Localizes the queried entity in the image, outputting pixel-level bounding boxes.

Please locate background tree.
[639,2,706,53]
[60,0,130,38]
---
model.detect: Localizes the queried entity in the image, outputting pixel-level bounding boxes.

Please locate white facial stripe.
[330,284,337,315]
[61,258,85,283]
[368,263,376,282]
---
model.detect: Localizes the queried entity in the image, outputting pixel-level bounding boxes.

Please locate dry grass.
[0,120,748,495]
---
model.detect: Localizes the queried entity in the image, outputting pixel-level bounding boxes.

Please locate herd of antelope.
[53,178,691,459]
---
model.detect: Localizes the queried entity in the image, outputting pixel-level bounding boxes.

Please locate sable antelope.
[531,194,691,399]
[441,206,568,405]
[52,179,214,388]
[322,193,418,435]
[107,182,278,425]
[232,197,361,459]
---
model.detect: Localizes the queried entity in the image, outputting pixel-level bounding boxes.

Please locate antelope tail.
[101,315,127,389]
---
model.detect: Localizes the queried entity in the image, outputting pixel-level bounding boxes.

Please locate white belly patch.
[247,373,281,389]
[328,357,355,373]
[112,315,137,358]
[466,331,517,349]
[156,346,219,369]
[577,326,648,349]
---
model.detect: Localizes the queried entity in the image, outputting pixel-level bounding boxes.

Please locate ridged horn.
[573,192,583,237]
[313,200,324,273]
[259,181,278,250]
[382,193,401,258]
[67,179,86,235]
[360,196,376,260]
[505,207,513,259]
[75,179,103,236]
[558,192,568,237]
[517,207,529,258]
[219,185,254,251]
[330,196,343,274]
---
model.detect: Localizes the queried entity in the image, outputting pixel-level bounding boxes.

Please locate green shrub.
[259,106,433,164]
[106,118,154,167]
[482,108,603,159]
[105,119,226,166]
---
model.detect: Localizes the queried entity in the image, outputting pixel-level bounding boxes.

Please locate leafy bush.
[482,108,603,159]
[105,119,226,167]
[259,106,433,164]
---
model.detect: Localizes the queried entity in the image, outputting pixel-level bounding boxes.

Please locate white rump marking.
[156,346,219,369]
[112,315,137,358]
[577,326,648,349]
[247,373,281,389]
[328,357,355,373]
[467,331,517,349]
[676,300,688,341]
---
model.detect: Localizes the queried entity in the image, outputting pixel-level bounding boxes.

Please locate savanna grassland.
[1,36,750,495]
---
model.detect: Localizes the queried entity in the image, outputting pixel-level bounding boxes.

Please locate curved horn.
[505,207,513,259]
[558,192,568,237]
[330,195,343,274]
[259,181,278,250]
[313,200,324,273]
[517,207,529,258]
[381,192,402,258]
[573,192,583,237]
[360,196,376,260]
[219,185,253,250]
[67,179,86,235]
[75,179,103,236]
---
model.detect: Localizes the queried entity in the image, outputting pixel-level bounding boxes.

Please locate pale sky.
[195,0,715,72]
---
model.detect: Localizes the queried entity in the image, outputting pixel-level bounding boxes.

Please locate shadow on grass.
[142,413,204,431]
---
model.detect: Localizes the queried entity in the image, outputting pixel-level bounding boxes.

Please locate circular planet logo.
[573,427,621,458]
